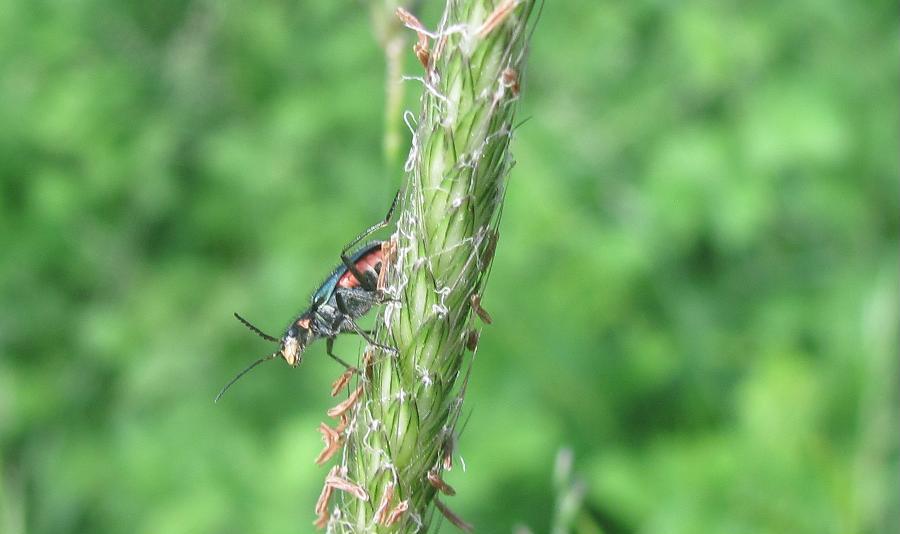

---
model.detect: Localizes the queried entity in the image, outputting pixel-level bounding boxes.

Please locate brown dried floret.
[395,6,427,34]
[396,7,431,70]
[442,437,454,471]
[427,469,457,496]
[465,329,480,352]
[480,229,500,269]
[384,499,410,526]
[502,67,521,97]
[414,41,431,71]
[363,348,377,381]
[331,368,356,397]
[313,468,336,529]
[325,468,369,501]
[335,413,350,433]
[313,510,329,530]
[470,294,494,324]
[326,385,363,418]
[314,422,343,466]
[436,498,473,532]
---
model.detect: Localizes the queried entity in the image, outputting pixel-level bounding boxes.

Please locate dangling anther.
[325,468,369,501]
[465,329,480,352]
[502,67,520,97]
[427,469,457,496]
[470,294,493,324]
[384,499,410,527]
[435,498,473,532]
[313,468,336,529]
[315,422,343,466]
[442,435,455,471]
[395,7,431,70]
[363,348,377,381]
[327,385,363,418]
[335,413,350,433]
[331,368,356,397]
[481,229,500,269]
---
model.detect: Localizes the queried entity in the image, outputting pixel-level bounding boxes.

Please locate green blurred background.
[1,1,897,533]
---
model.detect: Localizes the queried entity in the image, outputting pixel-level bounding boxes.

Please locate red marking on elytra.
[338,249,383,289]
[298,318,310,329]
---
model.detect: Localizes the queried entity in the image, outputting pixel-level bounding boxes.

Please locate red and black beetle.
[215,191,399,402]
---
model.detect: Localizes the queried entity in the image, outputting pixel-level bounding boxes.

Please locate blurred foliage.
[0,1,896,533]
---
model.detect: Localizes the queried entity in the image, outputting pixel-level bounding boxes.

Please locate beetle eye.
[287,326,299,338]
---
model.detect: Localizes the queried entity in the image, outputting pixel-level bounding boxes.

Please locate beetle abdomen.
[338,245,383,289]
[312,242,384,305]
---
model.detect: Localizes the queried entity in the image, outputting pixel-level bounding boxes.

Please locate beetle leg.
[349,322,397,355]
[326,337,358,371]
[335,293,398,355]
[346,329,375,337]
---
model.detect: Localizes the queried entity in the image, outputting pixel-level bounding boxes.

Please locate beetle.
[215,191,399,402]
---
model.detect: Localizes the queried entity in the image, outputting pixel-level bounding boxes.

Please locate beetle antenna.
[214,351,279,403]
[234,312,279,343]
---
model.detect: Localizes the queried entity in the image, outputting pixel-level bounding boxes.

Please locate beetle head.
[281,315,313,366]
